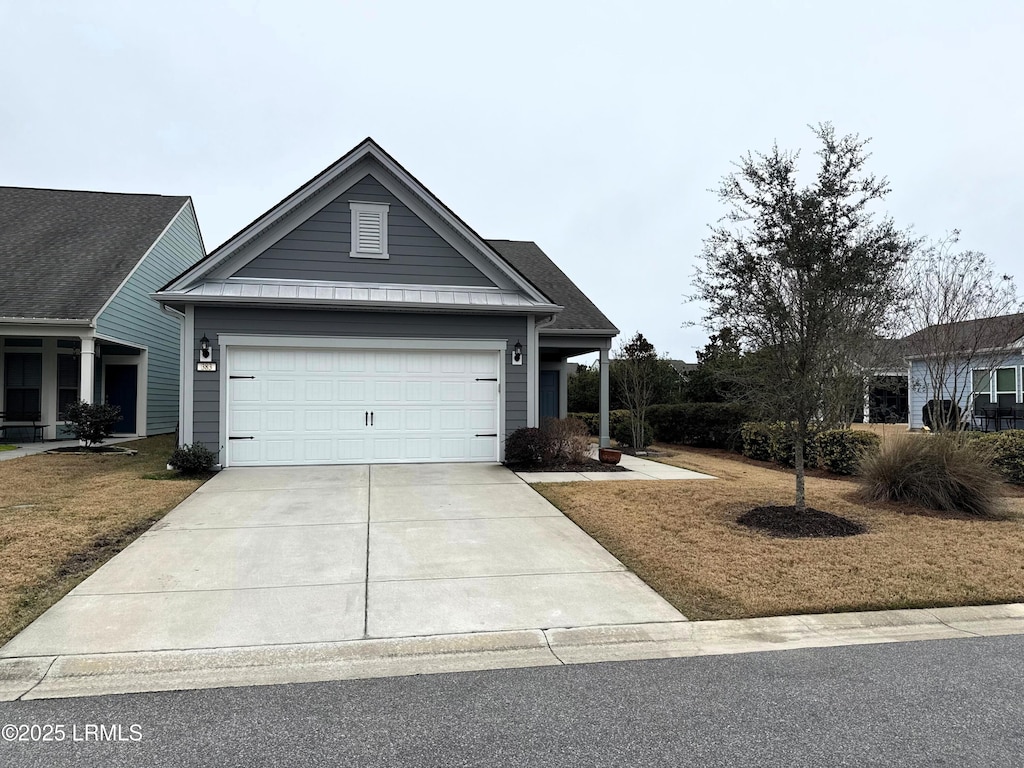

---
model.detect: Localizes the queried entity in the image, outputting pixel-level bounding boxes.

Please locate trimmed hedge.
[647,402,747,449]
[741,422,879,474]
[975,429,1024,484]
[568,412,601,437]
[815,429,881,475]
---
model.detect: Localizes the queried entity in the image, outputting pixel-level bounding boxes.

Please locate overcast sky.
[3,1,1022,360]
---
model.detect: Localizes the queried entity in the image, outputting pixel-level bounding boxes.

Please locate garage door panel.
[227,347,499,466]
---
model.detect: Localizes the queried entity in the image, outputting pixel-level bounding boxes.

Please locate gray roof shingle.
[487,240,618,333]
[901,313,1024,355]
[0,187,188,320]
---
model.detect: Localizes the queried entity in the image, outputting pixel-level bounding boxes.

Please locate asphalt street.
[2,634,1022,767]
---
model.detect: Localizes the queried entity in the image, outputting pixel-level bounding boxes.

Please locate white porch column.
[40,338,58,439]
[599,346,610,447]
[79,337,96,404]
[863,376,871,424]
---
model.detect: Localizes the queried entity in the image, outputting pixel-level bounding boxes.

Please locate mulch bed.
[505,458,629,473]
[44,446,138,456]
[736,505,867,538]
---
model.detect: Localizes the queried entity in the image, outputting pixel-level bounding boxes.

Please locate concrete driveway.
[1,464,684,657]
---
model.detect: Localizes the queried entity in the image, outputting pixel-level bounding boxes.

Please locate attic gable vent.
[350,201,389,259]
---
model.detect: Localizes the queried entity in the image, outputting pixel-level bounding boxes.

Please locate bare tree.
[612,332,659,450]
[695,123,915,512]
[900,233,1022,430]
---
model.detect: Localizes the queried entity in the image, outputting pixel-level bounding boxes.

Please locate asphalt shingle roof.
[0,187,188,320]
[901,313,1024,355]
[487,240,618,333]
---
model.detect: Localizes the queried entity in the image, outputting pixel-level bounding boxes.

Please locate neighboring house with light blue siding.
[0,188,204,442]
[904,313,1024,430]
[156,138,619,468]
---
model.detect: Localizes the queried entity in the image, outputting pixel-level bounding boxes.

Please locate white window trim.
[349,201,389,260]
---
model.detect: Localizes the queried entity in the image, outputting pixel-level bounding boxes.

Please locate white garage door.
[226,346,501,466]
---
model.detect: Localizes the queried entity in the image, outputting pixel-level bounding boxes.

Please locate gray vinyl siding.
[235,174,496,287]
[95,201,204,434]
[189,306,527,460]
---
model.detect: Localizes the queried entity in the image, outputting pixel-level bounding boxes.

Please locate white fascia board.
[539,328,620,336]
[93,200,190,324]
[152,293,562,315]
[216,335,508,351]
[0,321,94,336]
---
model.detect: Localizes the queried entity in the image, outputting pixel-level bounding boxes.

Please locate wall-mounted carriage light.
[512,340,523,366]
[199,334,211,360]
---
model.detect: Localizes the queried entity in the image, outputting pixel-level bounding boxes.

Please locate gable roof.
[901,313,1024,356]
[487,240,618,333]
[666,359,698,377]
[0,187,188,321]
[161,138,547,303]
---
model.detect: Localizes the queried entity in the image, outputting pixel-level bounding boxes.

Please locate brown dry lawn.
[535,445,1024,621]
[0,434,206,645]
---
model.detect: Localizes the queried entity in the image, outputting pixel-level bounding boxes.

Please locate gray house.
[0,188,205,441]
[157,139,618,467]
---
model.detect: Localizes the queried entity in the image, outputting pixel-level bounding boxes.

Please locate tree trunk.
[794,432,806,512]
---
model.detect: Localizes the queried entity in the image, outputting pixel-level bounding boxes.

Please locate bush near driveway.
[534,444,1024,620]
[0,434,206,645]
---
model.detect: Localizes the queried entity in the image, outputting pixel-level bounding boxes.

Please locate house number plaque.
[196,361,218,372]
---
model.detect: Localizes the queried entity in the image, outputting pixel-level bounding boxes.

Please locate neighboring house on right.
[904,312,1024,431]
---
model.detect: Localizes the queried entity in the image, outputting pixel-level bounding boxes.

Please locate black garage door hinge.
[475,377,498,381]
[475,433,498,437]
[229,436,255,440]
[230,375,256,380]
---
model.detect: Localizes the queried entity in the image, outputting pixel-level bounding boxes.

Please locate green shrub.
[568,412,601,437]
[609,409,630,439]
[646,402,747,449]
[62,400,122,448]
[814,429,881,475]
[859,433,1000,516]
[504,427,550,467]
[169,443,218,475]
[611,417,654,449]
[740,422,774,461]
[740,421,821,467]
[975,430,1024,484]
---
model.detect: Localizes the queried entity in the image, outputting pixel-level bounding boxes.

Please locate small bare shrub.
[542,417,591,464]
[859,433,1000,516]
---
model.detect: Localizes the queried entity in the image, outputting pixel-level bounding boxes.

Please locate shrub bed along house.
[504,418,592,468]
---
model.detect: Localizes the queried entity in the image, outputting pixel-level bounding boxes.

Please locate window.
[3,353,42,415]
[349,201,389,259]
[57,354,79,419]
[995,367,1018,409]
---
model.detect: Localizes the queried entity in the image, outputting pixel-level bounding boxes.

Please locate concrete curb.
[3,604,1023,701]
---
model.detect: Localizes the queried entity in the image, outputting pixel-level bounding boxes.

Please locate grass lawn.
[0,434,207,646]
[535,445,1024,621]
[0,445,17,452]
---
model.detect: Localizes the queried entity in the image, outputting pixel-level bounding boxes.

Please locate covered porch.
[0,324,147,442]
[535,331,613,447]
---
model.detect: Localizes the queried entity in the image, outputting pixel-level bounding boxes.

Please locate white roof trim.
[162,139,549,303]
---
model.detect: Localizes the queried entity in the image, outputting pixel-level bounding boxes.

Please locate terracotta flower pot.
[599,448,621,465]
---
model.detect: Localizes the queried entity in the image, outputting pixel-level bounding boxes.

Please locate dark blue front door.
[540,370,559,420]
[105,365,138,433]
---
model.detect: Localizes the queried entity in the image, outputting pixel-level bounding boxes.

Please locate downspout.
[530,314,556,428]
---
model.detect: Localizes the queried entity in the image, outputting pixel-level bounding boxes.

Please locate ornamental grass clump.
[858,433,1001,517]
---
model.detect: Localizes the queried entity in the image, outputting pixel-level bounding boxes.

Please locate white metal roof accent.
[163,279,561,313]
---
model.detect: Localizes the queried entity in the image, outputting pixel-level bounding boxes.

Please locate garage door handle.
[365,411,368,426]
[370,411,374,426]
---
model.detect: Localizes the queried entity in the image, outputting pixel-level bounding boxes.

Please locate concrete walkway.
[516,451,714,483]
[0,463,683,659]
